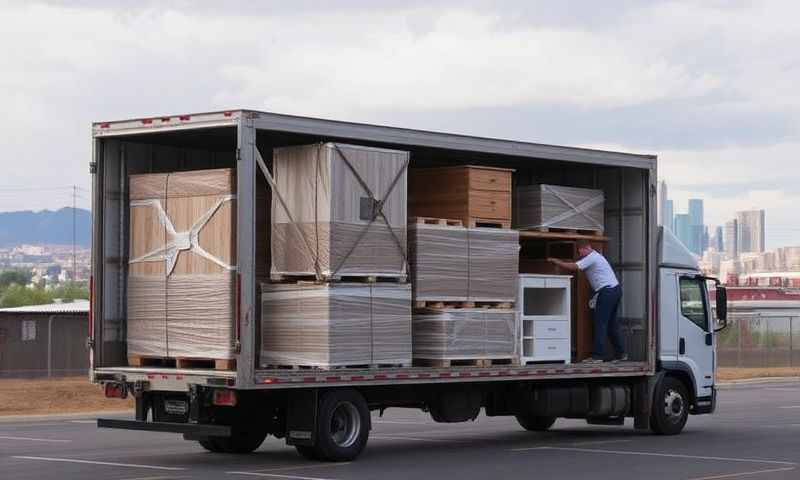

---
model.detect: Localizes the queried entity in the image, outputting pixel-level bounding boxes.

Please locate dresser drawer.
[469,168,512,192]
[468,190,511,220]
[533,339,570,361]
[533,321,569,339]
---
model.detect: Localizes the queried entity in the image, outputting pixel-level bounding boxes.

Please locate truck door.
[677,276,714,400]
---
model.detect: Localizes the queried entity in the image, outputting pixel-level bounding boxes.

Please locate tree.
[0,270,32,288]
[0,284,52,308]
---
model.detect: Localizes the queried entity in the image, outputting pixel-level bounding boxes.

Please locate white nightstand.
[518,274,572,364]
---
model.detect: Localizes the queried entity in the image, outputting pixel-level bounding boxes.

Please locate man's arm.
[547,257,579,272]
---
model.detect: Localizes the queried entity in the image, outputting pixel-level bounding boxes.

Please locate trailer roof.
[93,109,657,170]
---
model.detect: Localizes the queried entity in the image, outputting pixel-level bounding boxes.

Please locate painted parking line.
[249,463,351,474]
[227,471,335,480]
[686,466,796,480]
[12,456,187,471]
[0,435,72,443]
[371,434,463,442]
[69,420,100,424]
[515,447,796,466]
[777,406,800,409]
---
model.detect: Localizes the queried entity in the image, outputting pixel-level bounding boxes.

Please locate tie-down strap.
[129,194,236,276]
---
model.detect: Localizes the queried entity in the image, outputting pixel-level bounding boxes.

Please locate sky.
[1,1,798,249]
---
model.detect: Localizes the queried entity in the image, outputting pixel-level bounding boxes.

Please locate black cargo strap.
[255,147,323,280]
[330,143,409,277]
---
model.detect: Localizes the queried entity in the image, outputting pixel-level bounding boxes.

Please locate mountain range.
[0,208,91,247]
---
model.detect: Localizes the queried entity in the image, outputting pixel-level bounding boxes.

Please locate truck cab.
[656,226,727,433]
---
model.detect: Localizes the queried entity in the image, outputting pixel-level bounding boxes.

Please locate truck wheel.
[650,376,689,435]
[516,415,557,431]
[313,389,370,462]
[199,428,268,454]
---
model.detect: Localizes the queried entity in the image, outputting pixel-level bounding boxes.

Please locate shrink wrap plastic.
[126,169,236,361]
[260,283,411,368]
[514,184,604,232]
[271,143,408,278]
[467,228,519,302]
[409,223,469,301]
[412,308,516,359]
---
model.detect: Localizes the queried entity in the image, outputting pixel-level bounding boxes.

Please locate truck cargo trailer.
[90,110,727,461]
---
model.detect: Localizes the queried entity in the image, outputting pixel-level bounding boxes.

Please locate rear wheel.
[516,415,557,431]
[198,427,268,454]
[307,389,370,462]
[650,376,689,435]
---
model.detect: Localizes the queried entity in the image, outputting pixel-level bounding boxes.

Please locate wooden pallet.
[270,274,407,284]
[264,363,412,371]
[414,300,514,310]
[411,216,464,227]
[524,226,603,236]
[128,355,235,371]
[467,217,512,229]
[414,358,515,368]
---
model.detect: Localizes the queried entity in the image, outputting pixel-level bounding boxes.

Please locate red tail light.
[213,389,237,407]
[104,382,127,399]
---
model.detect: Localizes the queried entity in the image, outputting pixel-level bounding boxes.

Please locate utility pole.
[72,185,77,285]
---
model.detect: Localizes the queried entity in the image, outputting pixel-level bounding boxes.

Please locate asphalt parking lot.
[2,381,800,480]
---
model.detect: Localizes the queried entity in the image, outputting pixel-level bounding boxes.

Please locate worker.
[547,240,626,363]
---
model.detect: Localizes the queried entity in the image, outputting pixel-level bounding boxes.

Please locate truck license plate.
[164,399,188,416]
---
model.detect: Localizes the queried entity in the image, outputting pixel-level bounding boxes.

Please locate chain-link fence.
[717,313,800,368]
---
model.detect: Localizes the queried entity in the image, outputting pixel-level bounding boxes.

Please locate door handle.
[679,338,686,355]
[705,333,713,346]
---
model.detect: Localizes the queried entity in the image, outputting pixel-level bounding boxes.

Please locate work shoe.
[612,354,629,363]
[581,358,604,364]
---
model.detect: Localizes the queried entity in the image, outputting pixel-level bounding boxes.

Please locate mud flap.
[286,389,318,446]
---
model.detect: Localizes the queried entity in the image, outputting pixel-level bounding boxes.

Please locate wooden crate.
[409,166,514,228]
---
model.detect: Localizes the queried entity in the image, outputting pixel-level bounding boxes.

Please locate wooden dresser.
[409,165,514,228]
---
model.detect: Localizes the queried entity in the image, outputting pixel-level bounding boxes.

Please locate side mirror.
[715,286,728,331]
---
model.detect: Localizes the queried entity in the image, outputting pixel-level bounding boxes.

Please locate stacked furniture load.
[514,184,605,234]
[127,168,236,370]
[407,165,519,366]
[263,143,412,369]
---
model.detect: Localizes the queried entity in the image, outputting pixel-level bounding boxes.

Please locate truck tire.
[650,376,689,435]
[516,415,557,431]
[198,428,268,454]
[311,389,370,462]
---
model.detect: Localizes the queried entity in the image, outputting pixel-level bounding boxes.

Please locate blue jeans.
[592,285,624,359]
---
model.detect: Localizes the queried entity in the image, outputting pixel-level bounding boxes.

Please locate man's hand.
[547,257,579,272]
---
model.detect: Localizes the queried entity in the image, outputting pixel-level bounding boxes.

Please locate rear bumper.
[97,418,231,437]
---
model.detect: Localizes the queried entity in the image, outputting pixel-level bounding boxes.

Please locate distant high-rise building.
[736,210,766,253]
[664,199,674,232]
[658,181,669,227]
[715,226,724,252]
[675,214,691,250]
[724,219,738,259]
[686,199,705,255]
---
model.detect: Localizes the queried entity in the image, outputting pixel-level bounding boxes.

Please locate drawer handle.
[490,178,496,182]
[547,328,556,331]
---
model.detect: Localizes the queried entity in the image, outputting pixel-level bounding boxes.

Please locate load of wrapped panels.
[408,222,469,302]
[513,184,604,232]
[127,168,236,362]
[468,228,519,302]
[260,283,412,368]
[412,308,516,360]
[409,224,519,303]
[271,143,409,279]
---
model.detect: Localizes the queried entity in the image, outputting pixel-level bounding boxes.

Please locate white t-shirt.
[576,250,619,292]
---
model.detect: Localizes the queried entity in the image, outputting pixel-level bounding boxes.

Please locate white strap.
[129,195,237,276]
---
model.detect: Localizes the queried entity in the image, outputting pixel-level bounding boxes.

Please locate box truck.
[90,110,727,461]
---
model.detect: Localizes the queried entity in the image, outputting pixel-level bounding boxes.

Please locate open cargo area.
[91,110,655,391]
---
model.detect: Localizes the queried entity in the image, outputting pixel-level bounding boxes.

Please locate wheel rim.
[663,388,685,422]
[329,401,360,448]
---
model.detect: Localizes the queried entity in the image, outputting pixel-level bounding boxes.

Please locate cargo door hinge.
[236,148,241,162]
[86,337,95,350]
[89,162,97,174]
[650,184,657,196]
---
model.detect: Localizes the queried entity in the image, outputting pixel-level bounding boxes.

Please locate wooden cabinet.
[409,166,514,228]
